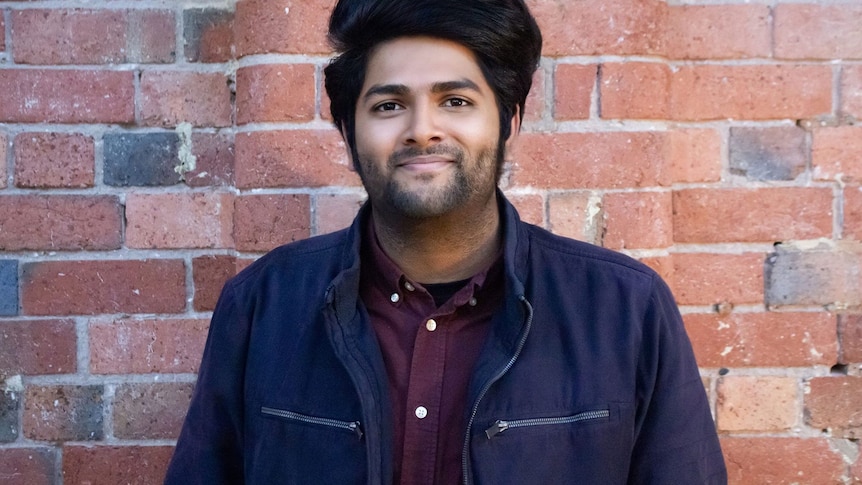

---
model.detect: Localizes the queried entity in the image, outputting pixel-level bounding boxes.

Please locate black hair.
[324,0,542,164]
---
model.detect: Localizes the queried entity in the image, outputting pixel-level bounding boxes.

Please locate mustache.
[388,145,464,166]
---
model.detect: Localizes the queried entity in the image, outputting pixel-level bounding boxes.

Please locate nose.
[403,102,444,148]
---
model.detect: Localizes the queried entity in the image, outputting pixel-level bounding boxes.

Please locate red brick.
[637,256,673,285]
[0,319,77,375]
[62,446,173,485]
[684,312,836,368]
[23,385,103,441]
[113,383,194,439]
[548,191,600,243]
[853,456,862,485]
[126,193,235,249]
[140,71,232,127]
[774,4,862,60]
[843,65,862,118]
[234,194,311,252]
[236,64,316,124]
[665,5,770,60]
[672,253,764,306]
[184,8,234,63]
[0,70,134,123]
[235,0,330,56]
[505,192,544,228]
[805,377,862,438]
[669,65,832,121]
[602,191,672,249]
[730,126,807,181]
[672,188,833,243]
[510,132,670,189]
[0,132,7,189]
[13,132,94,188]
[193,255,239,311]
[89,318,208,374]
[812,126,862,183]
[527,0,665,56]
[668,129,722,183]
[716,376,797,432]
[185,133,235,187]
[553,64,595,120]
[841,314,862,363]
[765,249,862,308]
[523,69,546,124]
[130,10,176,64]
[0,195,122,251]
[0,15,4,51]
[600,62,669,119]
[721,437,845,484]
[315,193,365,236]
[21,259,186,316]
[11,9,126,64]
[847,185,862,241]
[235,130,359,188]
[0,448,55,485]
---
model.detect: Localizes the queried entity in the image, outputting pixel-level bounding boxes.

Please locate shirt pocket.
[260,406,364,439]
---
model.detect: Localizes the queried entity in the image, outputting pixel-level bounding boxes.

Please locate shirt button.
[415,406,428,419]
[468,297,477,307]
[425,319,437,332]
[390,293,400,303]
[404,281,415,292]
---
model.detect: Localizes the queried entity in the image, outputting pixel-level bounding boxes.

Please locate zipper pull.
[349,421,363,440]
[484,420,509,439]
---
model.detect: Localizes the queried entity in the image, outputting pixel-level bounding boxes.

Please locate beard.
[355,142,503,219]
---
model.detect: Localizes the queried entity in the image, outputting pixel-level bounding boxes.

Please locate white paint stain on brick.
[175,122,197,179]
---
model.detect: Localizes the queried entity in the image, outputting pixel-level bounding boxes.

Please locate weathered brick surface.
[505,193,544,228]
[721,437,845,484]
[234,194,311,252]
[89,318,209,374]
[0,260,17,316]
[186,133,235,187]
[812,126,862,182]
[840,314,862,364]
[21,260,186,316]
[0,391,19,442]
[665,5,770,60]
[729,127,807,181]
[774,4,862,60]
[126,192,235,249]
[672,253,764,306]
[684,312,836,367]
[0,319,77,375]
[129,10,176,64]
[113,383,194,439]
[600,62,669,119]
[669,129,722,184]
[236,64,316,124]
[193,255,238,311]
[672,188,833,243]
[62,445,174,485]
[103,133,182,186]
[315,193,365,236]
[13,132,95,188]
[23,385,103,441]
[523,69,546,124]
[510,132,670,189]
[0,132,7,189]
[669,65,832,121]
[184,8,235,63]
[843,65,862,118]
[0,70,135,123]
[140,71,232,128]
[0,195,122,251]
[805,377,862,438]
[553,64,595,120]
[11,9,126,65]
[548,191,599,243]
[0,448,55,485]
[717,376,797,432]
[235,0,331,56]
[846,185,862,241]
[0,15,5,51]
[601,191,672,249]
[765,248,861,308]
[235,130,358,188]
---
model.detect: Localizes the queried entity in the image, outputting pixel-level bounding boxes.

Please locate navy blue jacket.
[165,196,727,484]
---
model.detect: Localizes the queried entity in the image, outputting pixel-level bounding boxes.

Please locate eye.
[374,102,402,112]
[443,97,470,108]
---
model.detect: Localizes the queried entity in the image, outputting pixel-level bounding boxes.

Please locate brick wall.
[0,0,860,483]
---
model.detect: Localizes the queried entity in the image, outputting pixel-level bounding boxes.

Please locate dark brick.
[186,133,234,187]
[729,127,807,181]
[0,448,56,485]
[23,385,103,441]
[103,133,181,187]
[113,383,194,439]
[0,390,20,442]
[193,255,237,311]
[0,260,17,316]
[184,8,234,63]
[765,248,862,308]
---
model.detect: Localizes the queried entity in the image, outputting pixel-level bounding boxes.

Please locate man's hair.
[324,0,542,159]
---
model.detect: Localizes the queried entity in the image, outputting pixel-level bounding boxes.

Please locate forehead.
[361,36,492,95]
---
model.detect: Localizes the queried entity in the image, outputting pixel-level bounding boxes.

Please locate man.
[165,0,727,483]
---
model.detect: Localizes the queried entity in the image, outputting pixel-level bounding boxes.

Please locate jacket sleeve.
[627,276,727,484]
[164,282,249,484]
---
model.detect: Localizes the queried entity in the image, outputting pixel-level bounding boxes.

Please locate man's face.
[352,36,508,219]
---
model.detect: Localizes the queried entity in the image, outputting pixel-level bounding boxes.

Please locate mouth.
[395,155,455,173]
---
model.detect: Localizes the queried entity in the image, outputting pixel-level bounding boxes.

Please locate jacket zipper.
[483,409,611,439]
[462,296,534,485]
[260,406,363,440]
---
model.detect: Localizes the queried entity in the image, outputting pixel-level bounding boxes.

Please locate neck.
[371,193,502,284]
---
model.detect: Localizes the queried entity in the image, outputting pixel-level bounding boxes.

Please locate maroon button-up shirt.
[359,220,503,485]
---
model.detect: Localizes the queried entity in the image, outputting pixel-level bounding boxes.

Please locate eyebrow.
[361,78,483,102]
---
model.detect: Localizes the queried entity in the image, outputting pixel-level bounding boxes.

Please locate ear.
[504,105,521,152]
[340,124,358,173]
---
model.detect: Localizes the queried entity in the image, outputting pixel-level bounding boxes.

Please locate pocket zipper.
[484,409,610,439]
[260,406,363,439]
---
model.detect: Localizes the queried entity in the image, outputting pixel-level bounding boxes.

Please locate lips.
[395,155,455,172]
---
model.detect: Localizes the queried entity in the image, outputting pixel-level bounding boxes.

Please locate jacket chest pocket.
[483,408,610,439]
[260,406,364,439]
